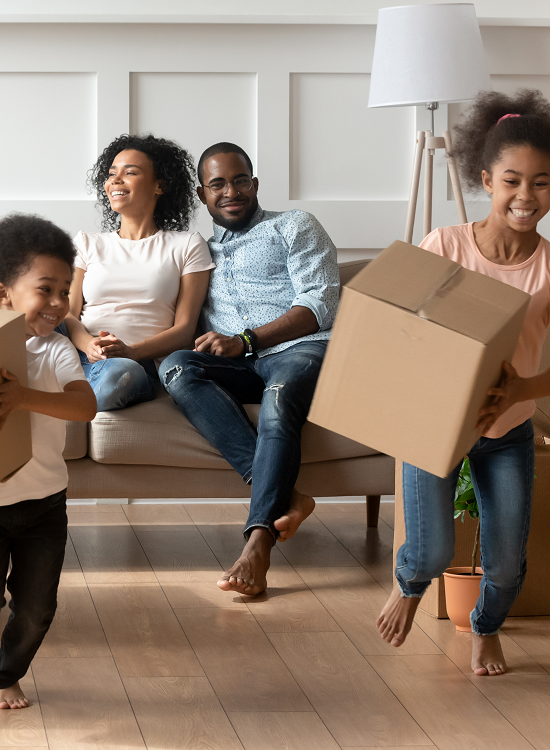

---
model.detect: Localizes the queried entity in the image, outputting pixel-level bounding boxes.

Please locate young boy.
[0,213,96,708]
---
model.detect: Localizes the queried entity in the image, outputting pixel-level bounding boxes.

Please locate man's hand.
[0,369,28,430]
[476,361,525,433]
[194,331,245,358]
[95,331,137,360]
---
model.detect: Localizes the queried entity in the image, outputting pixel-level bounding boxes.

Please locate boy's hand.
[476,361,524,433]
[0,369,28,430]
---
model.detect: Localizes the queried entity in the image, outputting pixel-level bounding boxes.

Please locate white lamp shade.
[368,3,491,108]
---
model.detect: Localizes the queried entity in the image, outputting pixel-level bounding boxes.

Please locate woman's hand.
[96,331,137,360]
[0,369,28,430]
[476,361,526,432]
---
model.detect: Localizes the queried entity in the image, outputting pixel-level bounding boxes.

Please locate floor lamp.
[368,3,492,244]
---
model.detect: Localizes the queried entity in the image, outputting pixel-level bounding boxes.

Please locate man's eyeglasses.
[202,177,255,196]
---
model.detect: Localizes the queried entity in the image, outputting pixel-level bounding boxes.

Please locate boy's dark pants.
[0,490,67,689]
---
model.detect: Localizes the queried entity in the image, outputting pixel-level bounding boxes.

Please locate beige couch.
[63,259,394,527]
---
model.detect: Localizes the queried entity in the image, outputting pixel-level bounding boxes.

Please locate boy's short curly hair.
[452,89,550,192]
[88,133,198,232]
[0,213,75,287]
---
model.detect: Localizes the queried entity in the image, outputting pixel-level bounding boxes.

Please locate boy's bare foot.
[471,632,507,676]
[273,489,315,542]
[217,527,272,596]
[0,682,29,709]
[376,584,421,647]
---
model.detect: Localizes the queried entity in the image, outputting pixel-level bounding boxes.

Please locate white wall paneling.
[0,22,549,252]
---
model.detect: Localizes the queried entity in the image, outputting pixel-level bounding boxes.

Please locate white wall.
[0,21,550,259]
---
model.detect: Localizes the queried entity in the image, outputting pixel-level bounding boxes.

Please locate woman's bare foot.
[0,682,29,709]
[273,489,315,542]
[217,527,272,596]
[376,584,421,647]
[471,632,507,676]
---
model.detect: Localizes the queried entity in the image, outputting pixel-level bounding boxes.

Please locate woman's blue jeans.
[159,341,327,539]
[56,322,157,412]
[396,419,534,635]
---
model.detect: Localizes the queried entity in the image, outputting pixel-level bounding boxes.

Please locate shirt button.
[226,277,231,282]
[226,256,230,261]
[243,316,248,320]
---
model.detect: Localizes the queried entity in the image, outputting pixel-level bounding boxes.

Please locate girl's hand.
[0,369,28,430]
[476,361,525,432]
[86,335,107,364]
[96,331,136,360]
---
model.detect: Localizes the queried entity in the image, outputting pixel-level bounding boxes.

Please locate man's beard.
[212,197,259,232]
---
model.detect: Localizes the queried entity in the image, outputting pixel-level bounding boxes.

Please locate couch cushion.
[63,420,88,460]
[88,389,379,468]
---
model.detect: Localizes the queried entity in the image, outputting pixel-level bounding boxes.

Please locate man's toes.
[473,666,488,676]
[0,700,9,710]
[391,634,405,648]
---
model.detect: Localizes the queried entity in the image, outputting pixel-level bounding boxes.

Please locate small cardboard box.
[0,310,32,482]
[309,241,530,478]
[394,445,550,618]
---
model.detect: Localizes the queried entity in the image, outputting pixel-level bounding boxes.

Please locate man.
[159,142,339,595]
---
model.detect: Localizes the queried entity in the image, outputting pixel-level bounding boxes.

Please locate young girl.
[377,89,550,676]
[63,134,214,411]
[0,214,96,708]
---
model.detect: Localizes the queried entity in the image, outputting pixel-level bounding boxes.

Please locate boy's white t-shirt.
[74,230,215,348]
[0,333,87,506]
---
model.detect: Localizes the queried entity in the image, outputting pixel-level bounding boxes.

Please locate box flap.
[346,240,530,344]
[346,241,461,312]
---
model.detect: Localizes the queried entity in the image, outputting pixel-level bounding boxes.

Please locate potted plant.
[442,458,483,631]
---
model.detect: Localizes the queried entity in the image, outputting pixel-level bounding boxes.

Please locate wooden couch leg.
[366,495,381,528]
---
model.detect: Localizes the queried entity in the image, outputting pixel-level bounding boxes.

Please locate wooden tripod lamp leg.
[404,130,426,244]
[443,129,468,224]
[423,130,434,239]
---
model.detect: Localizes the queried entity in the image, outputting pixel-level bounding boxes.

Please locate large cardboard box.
[394,446,550,617]
[309,241,530,478]
[0,310,32,482]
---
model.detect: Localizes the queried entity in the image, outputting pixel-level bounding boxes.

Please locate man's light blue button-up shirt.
[200,206,340,357]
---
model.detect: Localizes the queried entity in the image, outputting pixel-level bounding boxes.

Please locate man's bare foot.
[376,584,421,647]
[471,632,507,676]
[273,489,315,542]
[217,527,272,596]
[0,682,29,709]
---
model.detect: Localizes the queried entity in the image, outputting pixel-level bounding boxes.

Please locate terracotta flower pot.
[443,566,483,631]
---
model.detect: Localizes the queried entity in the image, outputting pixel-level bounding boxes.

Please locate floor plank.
[297,566,441,656]
[378,500,395,529]
[161,581,246,609]
[368,654,534,750]
[316,513,395,582]
[268,632,431,747]
[228,711,341,750]
[32,656,145,749]
[244,568,341,634]
[37,583,110,659]
[123,504,193,526]
[88,583,203,678]
[277,516,362,568]
[183,503,249,525]
[67,508,130,526]
[69,526,156,583]
[469,673,550,750]
[133,527,223,582]
[62,535,80,570]
[123,676,242,750]
[0,672,47,747]
[502,617,550,672]
[415,609,546,675]
[174,607,312,713]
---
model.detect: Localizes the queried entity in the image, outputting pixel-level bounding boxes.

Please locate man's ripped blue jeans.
[159,341,327,538]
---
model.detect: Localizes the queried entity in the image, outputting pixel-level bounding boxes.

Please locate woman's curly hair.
[88,134,198,232]
[451,89,550,192]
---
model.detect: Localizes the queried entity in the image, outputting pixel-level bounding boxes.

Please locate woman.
[64,134,214,411]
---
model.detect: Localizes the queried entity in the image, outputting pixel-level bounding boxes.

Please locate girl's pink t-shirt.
[420,223,550,439]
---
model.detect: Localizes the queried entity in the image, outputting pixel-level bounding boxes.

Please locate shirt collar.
[26,335,49,354]
[213,205,264,243]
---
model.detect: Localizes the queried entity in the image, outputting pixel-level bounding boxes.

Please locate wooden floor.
[2,501,550,749]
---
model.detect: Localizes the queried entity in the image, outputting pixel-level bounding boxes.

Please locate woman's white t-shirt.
[74,230,215,348]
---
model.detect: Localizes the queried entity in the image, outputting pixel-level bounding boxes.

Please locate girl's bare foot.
[0,682,29,709]
[376,584,421,647]
[471,632,507,676]
[273,489,315,542]
[217,527,272,596]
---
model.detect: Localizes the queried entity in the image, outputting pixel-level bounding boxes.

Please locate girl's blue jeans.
[56,322,157,411]
[396,419,534,635]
